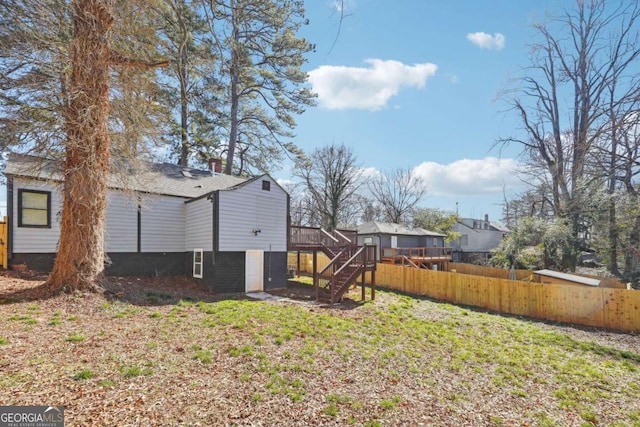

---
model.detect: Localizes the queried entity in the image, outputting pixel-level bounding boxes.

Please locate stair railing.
[319,228,339,246]
[333,229,354,245]
[315,245,351,298]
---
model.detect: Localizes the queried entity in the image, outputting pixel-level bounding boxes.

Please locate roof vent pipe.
[208,158,222,174]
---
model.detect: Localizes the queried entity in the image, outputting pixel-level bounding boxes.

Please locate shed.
[533,269,601,287]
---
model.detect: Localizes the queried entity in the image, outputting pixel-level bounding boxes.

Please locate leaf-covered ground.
[1,272,639,426]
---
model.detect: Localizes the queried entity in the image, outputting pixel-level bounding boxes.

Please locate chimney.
[208,158,222,174]
[484,214,489,223]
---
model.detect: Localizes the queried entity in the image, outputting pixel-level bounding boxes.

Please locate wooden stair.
[316,245,369,304]
[288,226,377,304]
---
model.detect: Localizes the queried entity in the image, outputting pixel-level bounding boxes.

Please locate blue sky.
[0,0,568,223]
[275,0,573,223]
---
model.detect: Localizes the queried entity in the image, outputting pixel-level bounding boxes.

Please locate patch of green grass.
[252,393,263,402]
[327,393,353,404]
[511,389,529,398]
[98,379,116,387]
[67,315,78,321]
[73,370,95,381]
[580,410,598,423]
[65,334,86,342]
[229,344,254,357]
[122,366,153,378]
[193,350,213,364]
[49,311,63,326]
[379,396,402,410]
[533,412,556,427]
[8,314,37,324]
[322,403,339,416]
[0,337,8,345]
[149,311,163,319]
[488,416,504,426]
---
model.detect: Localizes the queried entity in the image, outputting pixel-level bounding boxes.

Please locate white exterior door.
[245,250,264,292]
[391,235,398,248]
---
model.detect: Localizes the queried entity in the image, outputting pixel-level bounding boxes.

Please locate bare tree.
[294,143,362,230]
[501,0,640,270]
[368,167,425,224]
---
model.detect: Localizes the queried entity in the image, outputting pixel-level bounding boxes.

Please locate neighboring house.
[356,221,447,264]
[5,153,289,293]
[449,214,510,264]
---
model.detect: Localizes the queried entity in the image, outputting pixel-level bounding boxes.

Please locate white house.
[449,214,510,263]
[4,153,289,293]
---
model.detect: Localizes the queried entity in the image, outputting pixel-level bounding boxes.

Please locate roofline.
[221,173,287,193]
[7,172,195,200]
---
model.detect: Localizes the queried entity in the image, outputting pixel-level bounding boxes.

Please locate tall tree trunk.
[624,196,640,276]
[225,0,239,176]
[46,0,114,292]
[178,43,189,166]
[176,1,190,167]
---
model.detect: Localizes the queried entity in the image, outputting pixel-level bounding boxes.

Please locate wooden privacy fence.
[288,252,640,333]
[450,263,532,281]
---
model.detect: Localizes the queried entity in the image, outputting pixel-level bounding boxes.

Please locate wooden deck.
[289,225,357,251]
[381,247,452,271]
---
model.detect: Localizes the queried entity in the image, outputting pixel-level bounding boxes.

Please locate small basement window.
[262,180,270,191]
[193,249,203,278]
[18,189,51,228]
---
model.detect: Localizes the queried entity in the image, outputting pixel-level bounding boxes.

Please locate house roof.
[490,222,510,233]
[534,269,601,287]
[356,221,446,237]
[4,153,248,198]
[457,217,511,233]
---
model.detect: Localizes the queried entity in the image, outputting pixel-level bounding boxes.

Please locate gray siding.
[141,194,186,252]
[12,178,62,253]
[218,177,287,252]
[451,223,505,252]
[104,191,137,252]
[185,197,213,251]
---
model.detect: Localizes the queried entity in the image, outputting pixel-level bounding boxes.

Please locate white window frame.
[193,248,203,278]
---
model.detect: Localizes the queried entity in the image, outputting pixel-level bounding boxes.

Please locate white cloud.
[359,166,382,180]
[466,32,505,50]
[308,59,438,111]
[412,157,522,196]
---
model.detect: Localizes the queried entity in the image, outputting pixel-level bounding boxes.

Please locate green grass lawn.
[1,278,639,426]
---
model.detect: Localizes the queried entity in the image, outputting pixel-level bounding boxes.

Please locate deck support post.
[313,250,318,301]
[296,251,301,277]
[371,269,375,301]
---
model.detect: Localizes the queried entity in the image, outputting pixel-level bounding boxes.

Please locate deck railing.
[289,225,357,249]
[382,247,452,260]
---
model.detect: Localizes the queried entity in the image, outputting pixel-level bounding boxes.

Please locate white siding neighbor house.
[449,214,510,264]
[5,153,289,293]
